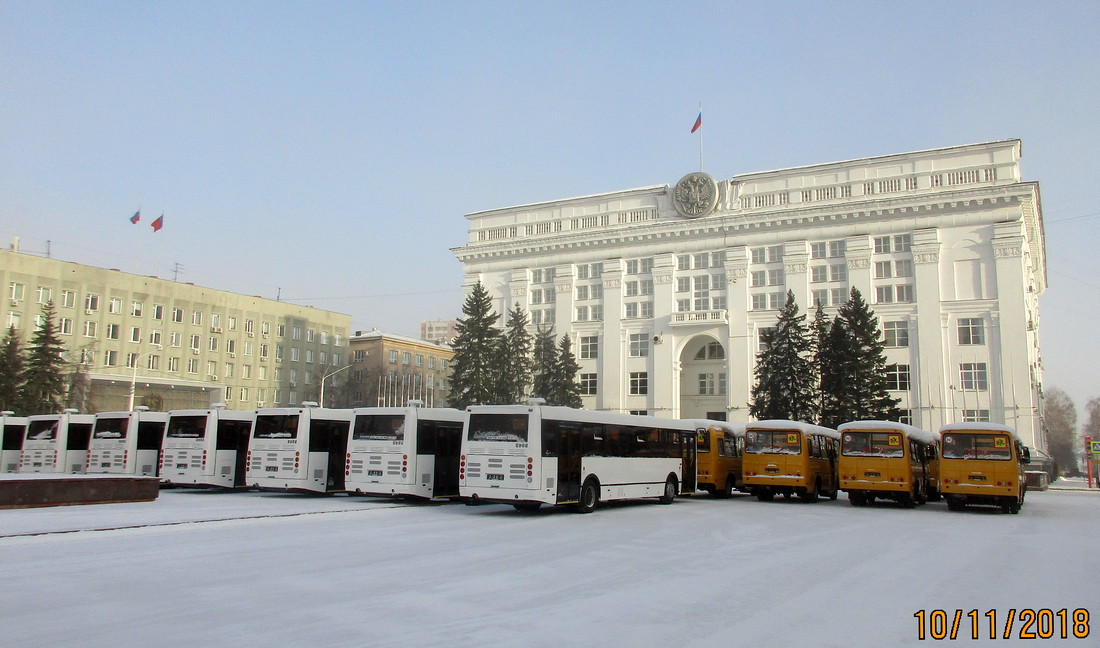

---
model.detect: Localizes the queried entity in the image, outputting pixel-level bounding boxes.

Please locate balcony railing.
[670,310,728,326]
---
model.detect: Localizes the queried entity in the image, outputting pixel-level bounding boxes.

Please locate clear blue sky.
[2,1,1098,413]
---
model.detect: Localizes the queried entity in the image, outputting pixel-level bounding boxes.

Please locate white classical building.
[453,140,1047,451]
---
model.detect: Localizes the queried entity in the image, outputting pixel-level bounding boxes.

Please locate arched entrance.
[678,335,728,421]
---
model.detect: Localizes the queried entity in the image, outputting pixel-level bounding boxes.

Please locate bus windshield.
[842,431,904,458]
[467,414,528,443]
[27,420,58,441]
[254,415,300,439]
[746,429,802,455]
[942,432,1013,461]
[167,415,207,439]
[352,414,406,441]
[93,417,128,439]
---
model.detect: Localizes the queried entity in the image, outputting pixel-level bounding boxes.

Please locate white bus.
[460,403,699,513]
[19,410,96,474]
[247,405,353,494]
[85,408,168,476]
[161,407,256,488]
[346,404,466,500]
[2,411,28,473]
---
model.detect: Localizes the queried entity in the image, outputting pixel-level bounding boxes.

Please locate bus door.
[430,421,463,498]
[680,430,697,493]
[65,422,93,473]
[554,422,585,503]
[136,421,165,476]
[217,419,253,487]
[312,420,350,492]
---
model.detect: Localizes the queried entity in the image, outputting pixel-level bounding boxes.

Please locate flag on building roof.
[130,210,141,224]
[690,112,702,134]
[151,214,164,232]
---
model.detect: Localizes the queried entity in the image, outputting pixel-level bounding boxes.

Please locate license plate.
[368,470,383,476]
[865,471,880,478]
[486,473,504,481]
[176,463,188,469]
[969,475,986,481]
[265,465,279,472]
[765,467,779,474]
[101,463,111,468]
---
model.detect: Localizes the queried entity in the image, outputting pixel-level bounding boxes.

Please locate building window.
[172,308,184,323]
[580,335,598,359]
[109,297,123,314]
[883,321,908,347]
[580,373,597,395]
[874,261,893,279]
[104,350,117,366]
[629,333,650,357]
[402,352,411,365]
[106,323,120,340]
[85,294,100,312]
[810,242,827,259]
[698,373,726,395]
[962,409,991,422]
[629,372,648,395]
[960,363,989,391]
[694,342,725,360]
[958,318,985,345]
[192,310,203,326]
[58,318,73,335]
[131,301,143,317]
[84,321,97,338]
[886,365,911,391]
[61,290,77,308]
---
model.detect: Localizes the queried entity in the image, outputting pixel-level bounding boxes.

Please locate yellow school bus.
[743,420,840,503]
[838,421,939,508]
[939,423,1029,514]
[694,421,747,497]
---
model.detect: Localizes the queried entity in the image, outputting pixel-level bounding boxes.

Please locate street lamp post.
[319,365,351,408]
[127,345,163,411]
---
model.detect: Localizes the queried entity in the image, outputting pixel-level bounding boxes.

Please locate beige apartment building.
[347,330,453,408]
[1,249,351,413]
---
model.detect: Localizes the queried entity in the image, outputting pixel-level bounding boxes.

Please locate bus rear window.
[696,430,711,453]
[167,416,207,439]
[841,431,904,458]
[26,420,58,441]
[942,433,1013,461]
[254,415,300,439]
[746,429,802,455]
[353,414,406,441]
[468,414,528,443]
[93,417,129,439]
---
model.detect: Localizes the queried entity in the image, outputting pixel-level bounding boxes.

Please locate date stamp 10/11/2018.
[913,609,1089,641]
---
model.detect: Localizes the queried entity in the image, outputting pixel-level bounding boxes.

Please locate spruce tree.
[809,303,832,424]
[0,326,25,412]
[20,302,68,415]
[749,291,816,422]
[530,325,558,402]
[819,288,900,427]
[493,303,533,404]
[66,359,93,413]
[447,282,503,409]
[551,334,582,408]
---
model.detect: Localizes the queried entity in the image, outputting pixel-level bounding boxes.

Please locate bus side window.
[541,421,559,457]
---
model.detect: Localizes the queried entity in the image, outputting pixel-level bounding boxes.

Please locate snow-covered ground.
[1,487,1097,647]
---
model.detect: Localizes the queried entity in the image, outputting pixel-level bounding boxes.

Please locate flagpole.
[698,101,703,172]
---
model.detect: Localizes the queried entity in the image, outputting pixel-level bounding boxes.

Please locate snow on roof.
[939,422,1021,442]
[748,419,840,439]
[837,420,939,445]
[691,420,748,437]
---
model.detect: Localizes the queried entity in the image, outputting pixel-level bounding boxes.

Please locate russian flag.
[130,210,141,224]
[151,214,164,232]
[690,112,702,134]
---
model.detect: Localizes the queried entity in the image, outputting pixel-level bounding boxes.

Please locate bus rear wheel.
[800,482,820,503]
[576,479,599,513]
[659,476,678,504]
[1001,498,1021,514]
